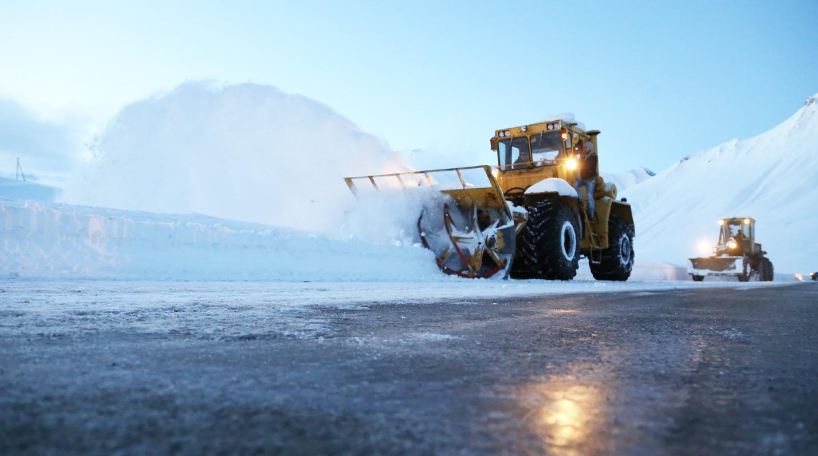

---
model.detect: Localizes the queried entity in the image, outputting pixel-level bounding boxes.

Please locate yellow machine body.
[343,117,634,279]
[490,119,632,252]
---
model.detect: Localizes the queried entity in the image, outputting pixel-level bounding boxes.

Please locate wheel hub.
[560,221,577,261]
[619,235,632,265]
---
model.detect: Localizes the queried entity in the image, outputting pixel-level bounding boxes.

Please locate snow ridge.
[603,167,655,192]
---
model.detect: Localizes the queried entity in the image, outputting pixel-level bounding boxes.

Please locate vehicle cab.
[489,119,600,195]
[717,217,756,256]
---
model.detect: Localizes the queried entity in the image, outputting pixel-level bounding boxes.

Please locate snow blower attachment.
[344,118,635,280]
[345,166,526,278]
[689,218,774,282]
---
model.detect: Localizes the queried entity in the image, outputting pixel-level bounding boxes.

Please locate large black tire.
[756,259,767,282]
[510,199,579,280]
[589,216,635,281]
[692,275,704,282]
[762,257,774,281]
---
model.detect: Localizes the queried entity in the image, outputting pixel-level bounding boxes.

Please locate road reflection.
[517,371,609,455]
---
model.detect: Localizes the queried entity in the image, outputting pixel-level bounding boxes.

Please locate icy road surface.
[1,280,815,454]
[0,279,792,341]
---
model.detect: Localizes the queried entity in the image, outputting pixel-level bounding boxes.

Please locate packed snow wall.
[0,198,439,281]
[0,177,60,202]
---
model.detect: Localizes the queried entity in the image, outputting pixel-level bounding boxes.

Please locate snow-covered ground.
[0,194,695,282]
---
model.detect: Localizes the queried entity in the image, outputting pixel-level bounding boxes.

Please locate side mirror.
[489,137,498,150]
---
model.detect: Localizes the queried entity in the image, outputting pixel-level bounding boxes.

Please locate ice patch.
[409,332,460,342]
[715,328,745,340]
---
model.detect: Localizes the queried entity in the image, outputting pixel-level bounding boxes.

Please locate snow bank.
[65,81,411,233]
[0,177,59,202]
[623,93,818,273]
[0,189,695,283]
[0,198,439,281]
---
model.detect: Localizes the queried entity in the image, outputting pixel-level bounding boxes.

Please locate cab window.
[499,137,531,169]
[530,131,563,164]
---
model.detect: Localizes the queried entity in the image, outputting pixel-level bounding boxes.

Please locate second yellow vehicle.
[689,218,774,282]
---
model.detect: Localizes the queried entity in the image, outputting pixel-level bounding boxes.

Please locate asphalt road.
[2,283,817,455]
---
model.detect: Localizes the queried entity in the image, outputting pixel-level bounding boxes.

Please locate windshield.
[499,137,531,170]
[530,131,563,163]
[720,221,750,244]
[498,132,563,170]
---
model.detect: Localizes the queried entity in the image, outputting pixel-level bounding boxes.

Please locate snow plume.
[65,81,410,232]
[335,187,439,246]
[623,93,818,273]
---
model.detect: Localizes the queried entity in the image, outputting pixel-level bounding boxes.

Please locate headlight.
[564,157,579,171]
[697,239,712,255]
[727,239,737,250]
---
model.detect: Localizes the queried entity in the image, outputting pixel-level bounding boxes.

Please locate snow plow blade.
[344,165,526,279]
[688,256,743,280]
[344,165,508,212]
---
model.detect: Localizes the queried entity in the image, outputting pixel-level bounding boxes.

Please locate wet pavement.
[1,283,817,454]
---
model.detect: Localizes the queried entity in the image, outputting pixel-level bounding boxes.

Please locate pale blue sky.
[1,0,817,173]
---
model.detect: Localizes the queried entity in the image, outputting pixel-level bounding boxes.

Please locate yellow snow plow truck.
[343,118,635,281]
[689,218,774,282]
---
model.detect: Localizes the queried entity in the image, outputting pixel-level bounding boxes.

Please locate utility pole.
[16,157,26,182]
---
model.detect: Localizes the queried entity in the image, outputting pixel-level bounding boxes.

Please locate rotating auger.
[344,165,526,279]
[417,201,518,279]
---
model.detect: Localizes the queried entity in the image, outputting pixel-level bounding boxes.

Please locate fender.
[594,197,635,247]
[522,177,581,214]
[522,177,583,240]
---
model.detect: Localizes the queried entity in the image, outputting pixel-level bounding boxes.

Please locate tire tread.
[511,200,579,280]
